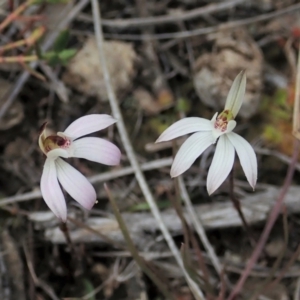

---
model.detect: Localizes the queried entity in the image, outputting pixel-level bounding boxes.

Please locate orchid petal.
[38,122,48,155]
[156,117,213,143]
[224,71,246,118]
[41,158,67,221]
[227,132,257,189]
[207,135,235,195]
[70,137,121,166]
[56,158,96,210]
[210,112,218,124]
[47,148,69,159]
[171,131,215,177]
[63,114,117,140]
[225,120,237,133]
[211,128,223,140]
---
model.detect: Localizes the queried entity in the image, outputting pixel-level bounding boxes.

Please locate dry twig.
[0,0,90,121]
[91,0,204,298]
[177,176,223,276]
[78,0,244,28]
[23,242,59,300]
[103,3,300,40]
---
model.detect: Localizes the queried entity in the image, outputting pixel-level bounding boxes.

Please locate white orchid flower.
[156,71,257,195]
[39,114,121,221]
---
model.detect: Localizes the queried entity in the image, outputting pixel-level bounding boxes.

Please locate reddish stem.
[227,139,300,299]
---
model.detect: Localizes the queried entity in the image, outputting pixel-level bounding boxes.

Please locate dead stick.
[228,139,300,300]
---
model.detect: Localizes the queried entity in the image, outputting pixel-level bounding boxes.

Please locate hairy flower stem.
[59,221,78,275]
[59,222,73,250]
[104,184,175,300]
[229,170,256,248]
[171,181,213,296]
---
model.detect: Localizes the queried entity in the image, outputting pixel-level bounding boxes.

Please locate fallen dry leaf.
[193,29,263,119]
[63,38,137,101]
[134,87,173,115]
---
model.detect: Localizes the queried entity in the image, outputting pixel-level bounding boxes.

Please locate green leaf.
[42,51,59,65]
[274,88,289,107]
[42,49,76,66]
[176,97,191,113]
[81,279,95,300]
[263,125,282,144]
[53,30,71,52]
[34,43,43,60]
[58,49,77,64]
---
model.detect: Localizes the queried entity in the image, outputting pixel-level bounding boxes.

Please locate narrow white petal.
[224,71,246,117]
[207,135,235,195]
[227,132,257,189]
[41,158,67,221]
[171,131,215,177]
[71,137,121,166]
[156,117,212,143]
[56,158,96,210]
[63,114,116,139]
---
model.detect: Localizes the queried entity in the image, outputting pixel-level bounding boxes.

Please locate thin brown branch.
[228,35,300,300]
[102,3,300,40]
[23,242,59,300]
[0,0,90,121]
[78,0,244,28]
[228,139,300,300]
[229,170,257,248]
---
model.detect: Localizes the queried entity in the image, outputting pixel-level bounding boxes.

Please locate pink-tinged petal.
[40,158,67,221]
[207,135,235,195]
[156,117,212,143]
[70,137,121,166]
[55,158,96,210]
[171,131,216,177]
[227,132,257,190]
[224,71,246,118]
[63,114,117,139]
[38,122,48,155]
[47,148,69,159]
